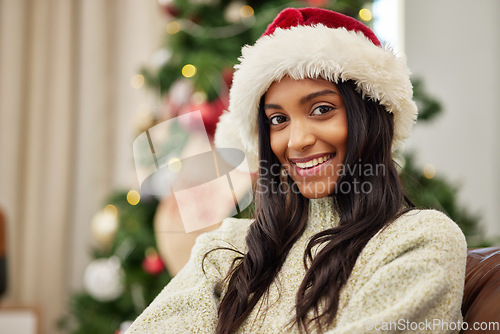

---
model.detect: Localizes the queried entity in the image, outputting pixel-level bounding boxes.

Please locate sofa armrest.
[461,247,500,333]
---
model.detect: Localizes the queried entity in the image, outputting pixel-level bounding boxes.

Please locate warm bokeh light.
[166,21,181,34]
[127,190,141,205]
[359,8,373,21]
[240,5,254,18]
[104,204,118,218]
[130,74,145,89]
[423,164,436,179]
[191,91,207,104]
[168,157,182,173]
[181,64,197,78]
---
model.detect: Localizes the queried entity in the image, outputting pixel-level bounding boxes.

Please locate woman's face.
[264,76,348,199]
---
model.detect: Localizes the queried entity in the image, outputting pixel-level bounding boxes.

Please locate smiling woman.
[126,7,467,334]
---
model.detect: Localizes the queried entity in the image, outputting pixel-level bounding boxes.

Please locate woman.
[126,7,467,334]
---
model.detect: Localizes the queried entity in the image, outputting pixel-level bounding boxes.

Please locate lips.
[289,153,336,177]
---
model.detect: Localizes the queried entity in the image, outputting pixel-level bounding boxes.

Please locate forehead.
[265,76,339,99]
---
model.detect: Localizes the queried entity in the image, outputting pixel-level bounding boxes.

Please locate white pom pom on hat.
[215,7,417,172]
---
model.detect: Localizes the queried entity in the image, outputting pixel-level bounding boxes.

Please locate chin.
[295,181,337,199]
[301,192,331,199]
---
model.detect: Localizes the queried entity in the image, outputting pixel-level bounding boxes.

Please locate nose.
[287,119,316,152]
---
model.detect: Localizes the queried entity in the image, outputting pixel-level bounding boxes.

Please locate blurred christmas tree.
[59,192,171,334]
[60,0,484,333]
[138,0,368,138]
[144,0,366,94]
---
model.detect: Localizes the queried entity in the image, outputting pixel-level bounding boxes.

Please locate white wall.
[404,0,500,237]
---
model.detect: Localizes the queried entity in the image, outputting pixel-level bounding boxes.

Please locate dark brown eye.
[270,115,287,125]
[311,105,334,115]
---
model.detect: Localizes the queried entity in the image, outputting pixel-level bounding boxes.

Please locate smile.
[289,153,337,178]
[293,153,334,169]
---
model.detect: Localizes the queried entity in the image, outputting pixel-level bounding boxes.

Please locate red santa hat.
[215,7,417,171]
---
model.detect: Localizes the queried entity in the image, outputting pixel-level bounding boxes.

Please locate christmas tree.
[59,192,171,334]
[60,1,483,333]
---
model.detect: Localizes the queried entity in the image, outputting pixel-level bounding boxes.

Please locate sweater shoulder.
[363,208,467,262]
[189,217,254,273]
[389,209,466,243]
[195,217,253,251]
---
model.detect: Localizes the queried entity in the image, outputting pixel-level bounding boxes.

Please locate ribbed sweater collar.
[306,196,340,234]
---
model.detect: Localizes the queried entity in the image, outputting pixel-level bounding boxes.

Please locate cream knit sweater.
[126,197,467,333]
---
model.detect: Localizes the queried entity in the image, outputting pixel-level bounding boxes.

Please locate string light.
[182,64,197,78]
[423,164,436,179]
[359,8,373,21]
[168,157,182,173]
[127,190,141,205]
[130,74,144,89]
[240,5,254,18]
[166,21,181,34]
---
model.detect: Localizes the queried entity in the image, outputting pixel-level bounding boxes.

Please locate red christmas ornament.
[142,250,165,275]
[179,101,212,133]
[179,96,227,139]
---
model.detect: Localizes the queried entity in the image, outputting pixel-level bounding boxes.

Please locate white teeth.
[295,154,332,169]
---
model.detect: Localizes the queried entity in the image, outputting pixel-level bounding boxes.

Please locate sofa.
[461,247,500,333]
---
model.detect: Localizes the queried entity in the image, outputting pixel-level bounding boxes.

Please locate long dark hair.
[214,80,413,334]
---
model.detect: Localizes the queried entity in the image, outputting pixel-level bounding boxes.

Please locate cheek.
[339,128,348,153]
[330,118,348,155]
[319,121,348,147]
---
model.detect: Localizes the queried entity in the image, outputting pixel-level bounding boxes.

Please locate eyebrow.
[263,103,282,110]
[264,89,337,110]
[299,90,337,104]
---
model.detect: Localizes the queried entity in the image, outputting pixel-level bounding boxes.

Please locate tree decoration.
[84,256,125,302]
[90,206,119,250]
[59,192,170,334]
[225,1,247,23]
[142,248,165,275]
[178,96,227,138]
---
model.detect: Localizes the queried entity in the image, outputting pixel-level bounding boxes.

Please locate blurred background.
[0,0,498,333]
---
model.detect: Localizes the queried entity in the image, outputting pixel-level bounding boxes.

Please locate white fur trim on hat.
[215,24,417,172]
